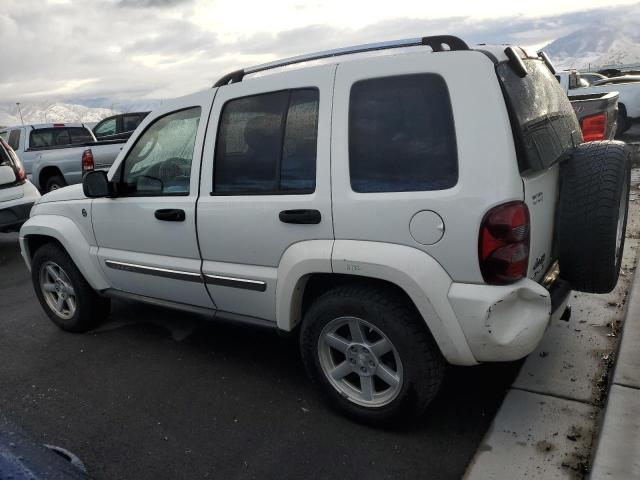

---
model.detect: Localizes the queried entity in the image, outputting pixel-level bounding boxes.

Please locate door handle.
[279,209,321,224]
[155,209,185,222]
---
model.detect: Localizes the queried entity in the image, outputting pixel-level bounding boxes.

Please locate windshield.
[498,59,582,172]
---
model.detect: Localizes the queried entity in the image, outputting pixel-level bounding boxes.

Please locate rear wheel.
[616,104,630,137]
[32,243,110,332]
[557,141,631,293]
[300,285,444,425]
[45,175,67,192]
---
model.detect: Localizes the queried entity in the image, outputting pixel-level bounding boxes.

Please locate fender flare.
[19,215,110,291]
[276,239,477,366]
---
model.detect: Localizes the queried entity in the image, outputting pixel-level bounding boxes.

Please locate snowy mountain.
[0,102,118,127]
[543,10,640,70]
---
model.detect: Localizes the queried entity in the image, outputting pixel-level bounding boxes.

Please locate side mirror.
[0,165,17,186]
[82,170,112,198]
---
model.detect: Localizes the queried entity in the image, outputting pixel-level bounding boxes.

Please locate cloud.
[116,0,193,8]
[0,0,637,108]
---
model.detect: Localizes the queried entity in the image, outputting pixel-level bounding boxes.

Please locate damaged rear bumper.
[448,275,570,363]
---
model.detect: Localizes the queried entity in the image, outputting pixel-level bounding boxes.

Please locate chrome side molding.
[104,260,267,292]
[204,274,267,292]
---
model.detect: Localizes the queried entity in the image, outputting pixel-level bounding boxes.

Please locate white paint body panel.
[331,51,523,284]
[197,65,336,318]
[93,90,216,308]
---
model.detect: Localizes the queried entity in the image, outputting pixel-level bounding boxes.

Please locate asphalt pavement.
[0,233,520,480]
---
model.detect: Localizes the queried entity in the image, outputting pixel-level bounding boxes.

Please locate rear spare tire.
[557,141,631,293]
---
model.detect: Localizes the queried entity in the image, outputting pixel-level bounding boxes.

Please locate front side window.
[94,118,117,138]
[349,74,458,193]
[8,129,21,151]
[213,88,319,195]
[120,107,201,196]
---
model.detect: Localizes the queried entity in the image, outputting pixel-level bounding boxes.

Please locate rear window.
[348,74,458,193]
[498,59,581,172]
[29,127,94,149]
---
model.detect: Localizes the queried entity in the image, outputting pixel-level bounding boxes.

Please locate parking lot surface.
[0,233,520,480]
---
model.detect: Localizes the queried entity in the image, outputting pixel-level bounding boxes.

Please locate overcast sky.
[0,0,638,107]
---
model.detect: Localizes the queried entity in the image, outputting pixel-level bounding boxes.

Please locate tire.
[45,175,67,193]
[300,284,444,425]
[31,243,110,332]
[557,141,631,293]
[615,104,630,137]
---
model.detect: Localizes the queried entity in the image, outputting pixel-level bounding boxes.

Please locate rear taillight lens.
[581,113,606,142]
[82,149,94,173]
[479,201,530,284]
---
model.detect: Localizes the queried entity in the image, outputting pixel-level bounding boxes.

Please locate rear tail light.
[82,149,94,173]
[581,113,606,142]
[479,201,530,284]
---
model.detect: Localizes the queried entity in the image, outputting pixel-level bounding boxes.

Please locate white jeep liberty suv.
[19,36,631,424]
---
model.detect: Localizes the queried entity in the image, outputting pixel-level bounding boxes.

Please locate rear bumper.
[448,276,570,363]
[0,202,34,232]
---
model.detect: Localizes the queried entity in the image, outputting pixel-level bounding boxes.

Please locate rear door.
[499,58,583,281]
[197,65,335,321]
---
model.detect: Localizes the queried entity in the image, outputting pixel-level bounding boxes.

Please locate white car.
[19,37,631,424]
[0,137,40,233]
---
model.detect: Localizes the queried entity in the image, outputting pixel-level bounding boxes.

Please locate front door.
[91,91,215,308]
[197,65,336,321]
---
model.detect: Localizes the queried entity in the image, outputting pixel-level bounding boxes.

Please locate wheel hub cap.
[39,261,76,320]
[318,316,403,407]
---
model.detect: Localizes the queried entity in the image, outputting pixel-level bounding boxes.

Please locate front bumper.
[448,276,570,363]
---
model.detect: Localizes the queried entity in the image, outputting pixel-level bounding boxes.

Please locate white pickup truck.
[556,70,640,134]
[0,123,126,192]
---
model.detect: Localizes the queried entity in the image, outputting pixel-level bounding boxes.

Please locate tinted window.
[121,107,201,196]
[123,114,147,132]
[498,59,581,172]
[8,129,20,151]
[94,118,117,137]
[213,89,319,195]
[349,74,458,193]
[29,127,93,149]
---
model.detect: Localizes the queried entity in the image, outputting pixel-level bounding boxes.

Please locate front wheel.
[31,243,110,332]
[300,285,444,425]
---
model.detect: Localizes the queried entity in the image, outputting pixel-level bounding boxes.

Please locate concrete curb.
[589,252,640,479]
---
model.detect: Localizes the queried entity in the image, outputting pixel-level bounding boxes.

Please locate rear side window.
[123,114,147,132]
[498,60,581,172]
[8,129,21,151]
[349,74,458,193]
[29,127,94,149]
[213,88,319,195]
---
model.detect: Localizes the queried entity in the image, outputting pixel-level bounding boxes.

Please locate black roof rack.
[213,35,469,88]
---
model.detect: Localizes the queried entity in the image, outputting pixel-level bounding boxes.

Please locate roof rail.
[213,35,469,87]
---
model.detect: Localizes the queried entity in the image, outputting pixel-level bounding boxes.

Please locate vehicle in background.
[0,124,126,192]
[556,70,640,135]
[93,112,150,141]
[593,75,640,86]
[569,92,619,141]
[0,137,40,233]
[579,72,607,84]
[21,37,631,425]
